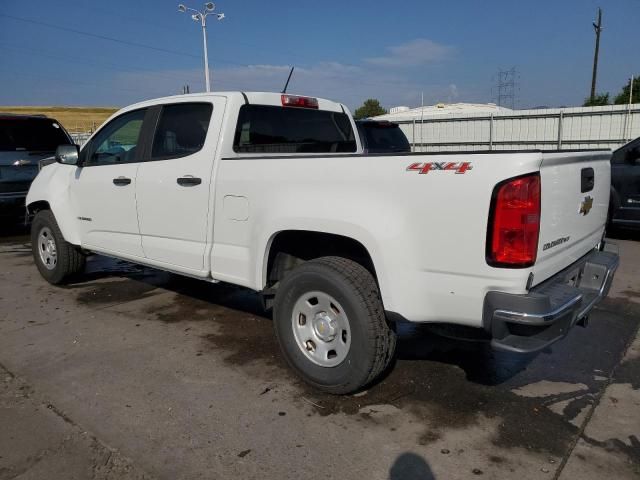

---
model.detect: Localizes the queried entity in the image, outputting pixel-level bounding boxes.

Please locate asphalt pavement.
[0,224,638,480]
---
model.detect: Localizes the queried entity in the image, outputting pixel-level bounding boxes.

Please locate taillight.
[487,173,541,268]
[281,94,319,109]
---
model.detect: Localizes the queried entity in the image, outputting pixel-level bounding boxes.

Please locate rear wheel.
[273,256,396,394]
[31,210,85,284]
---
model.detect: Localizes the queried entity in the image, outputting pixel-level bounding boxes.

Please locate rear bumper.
[483,246,619,353]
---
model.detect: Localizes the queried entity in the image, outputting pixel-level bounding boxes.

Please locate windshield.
[0,117,71,152]
[233,105,356,154]
[359,122,411,153]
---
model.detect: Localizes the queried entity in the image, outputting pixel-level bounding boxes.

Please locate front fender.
[26,164,81,245]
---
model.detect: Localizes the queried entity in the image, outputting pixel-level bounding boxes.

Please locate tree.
[354,99,387,119]
[613,76,640,105]
[583,93,610,107]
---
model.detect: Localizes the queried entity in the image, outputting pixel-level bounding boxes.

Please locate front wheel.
[273,256,396,394]
[31,210,86,284]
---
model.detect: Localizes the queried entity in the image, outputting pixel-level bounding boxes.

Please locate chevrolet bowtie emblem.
[579,196,594,216]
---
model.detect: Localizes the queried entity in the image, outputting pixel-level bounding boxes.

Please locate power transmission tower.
[493,67,518,109]
[590,7,603,102]
[182,85,191,94]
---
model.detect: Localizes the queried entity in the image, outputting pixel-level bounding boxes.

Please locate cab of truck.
[609,136,640,230]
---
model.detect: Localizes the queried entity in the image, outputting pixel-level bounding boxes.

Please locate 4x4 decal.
[407,162,473,175]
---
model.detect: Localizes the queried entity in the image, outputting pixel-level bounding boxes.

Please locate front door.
[135,99,225,273]
[70,108,149,257]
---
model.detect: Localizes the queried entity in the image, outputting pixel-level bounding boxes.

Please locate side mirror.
[55,144,80,165]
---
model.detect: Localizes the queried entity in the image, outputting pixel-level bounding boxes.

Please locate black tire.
[273,256,396,394]
[31,210,86,285]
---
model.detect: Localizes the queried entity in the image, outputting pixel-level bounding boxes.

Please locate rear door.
[135,99,226,274]
[70,108,150,257]
[533,150,611,283]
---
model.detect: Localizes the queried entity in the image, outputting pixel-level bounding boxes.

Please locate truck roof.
[122,92,347,114]
[0,113,49,120]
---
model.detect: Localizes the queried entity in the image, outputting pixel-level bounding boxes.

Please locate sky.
[0,0,638,111]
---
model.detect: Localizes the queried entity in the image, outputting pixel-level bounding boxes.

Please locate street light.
[177,2,225,92]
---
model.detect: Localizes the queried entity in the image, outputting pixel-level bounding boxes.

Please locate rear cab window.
[0,117,70,153]
[233,105,356,154]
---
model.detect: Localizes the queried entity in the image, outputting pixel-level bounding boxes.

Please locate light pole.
[178,2,225,92]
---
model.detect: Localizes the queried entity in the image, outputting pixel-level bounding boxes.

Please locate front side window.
[233,105,356,154]
[151,103,212,160]
[85,109,146,166]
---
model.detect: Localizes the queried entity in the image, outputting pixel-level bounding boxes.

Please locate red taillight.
[487,173,541,268]
[281,94,319,109]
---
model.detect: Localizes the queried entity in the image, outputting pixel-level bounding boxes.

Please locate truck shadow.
[393,321,537,387]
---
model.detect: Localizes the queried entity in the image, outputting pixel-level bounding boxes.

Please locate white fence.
[395,104,640,152]
[68,132,92,147]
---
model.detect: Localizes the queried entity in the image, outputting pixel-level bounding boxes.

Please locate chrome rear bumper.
[484,247,619,353]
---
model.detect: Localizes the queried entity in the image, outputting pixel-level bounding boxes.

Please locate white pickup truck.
[26,92,619,394]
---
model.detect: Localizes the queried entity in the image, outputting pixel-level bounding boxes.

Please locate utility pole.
[590,7,603,103]
[626,75,634,142]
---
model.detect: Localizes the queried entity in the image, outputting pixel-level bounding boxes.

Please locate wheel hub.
[291,291,352,368]
[313,312,338,342]
[37,227,58,270]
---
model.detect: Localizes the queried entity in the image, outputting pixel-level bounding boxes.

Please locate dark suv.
[356,120,411,154]
[0,114,72,219]
[609,137,640,230]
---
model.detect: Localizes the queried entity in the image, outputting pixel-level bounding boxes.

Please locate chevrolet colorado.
[26,92,619,394]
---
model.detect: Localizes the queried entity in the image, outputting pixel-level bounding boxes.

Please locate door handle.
[177,176,202,186]
[113,176,132,186]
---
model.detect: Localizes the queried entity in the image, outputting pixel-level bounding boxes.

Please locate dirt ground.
[0,225,638,480]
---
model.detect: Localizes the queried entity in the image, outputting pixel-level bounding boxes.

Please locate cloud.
[108,39,460,109]
[111,61,465,112]
[365,39,454,67]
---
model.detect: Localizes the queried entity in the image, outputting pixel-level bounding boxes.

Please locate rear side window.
[359,122,411,153]
[233,105,356,154]
[151,103,213,159]
[0,117,70,152]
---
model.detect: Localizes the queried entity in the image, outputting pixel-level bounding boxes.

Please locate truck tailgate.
[533,150,611,286]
